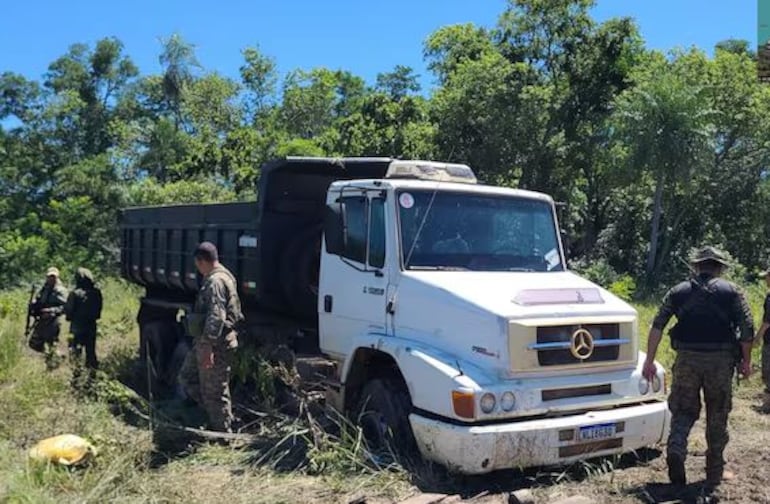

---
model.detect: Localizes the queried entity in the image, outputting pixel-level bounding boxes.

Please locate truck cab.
[316,160,669,474]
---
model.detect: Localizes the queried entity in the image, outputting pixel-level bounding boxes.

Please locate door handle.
[324,295,333,313]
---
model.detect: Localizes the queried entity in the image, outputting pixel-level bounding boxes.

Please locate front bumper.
[410,400,670,474]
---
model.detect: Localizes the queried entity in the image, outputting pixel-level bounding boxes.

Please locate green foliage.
[571,257,638,301]
[1,2,769,292]
[126,177,237,206]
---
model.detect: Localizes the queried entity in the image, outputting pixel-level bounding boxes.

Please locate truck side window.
[369,198,386,268]
[342,196,367,264]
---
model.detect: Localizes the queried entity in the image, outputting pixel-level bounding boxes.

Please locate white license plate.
[578,423,616,441]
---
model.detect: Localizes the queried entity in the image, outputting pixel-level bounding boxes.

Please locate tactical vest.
[670,278,736,351]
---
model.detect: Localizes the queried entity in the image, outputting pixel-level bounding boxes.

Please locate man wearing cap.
[755,268,770,412]
[178,242,244,432]
[28,267,69,361]
[643,246,754,488]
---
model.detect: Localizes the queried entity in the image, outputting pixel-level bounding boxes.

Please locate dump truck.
[120,157,670,474]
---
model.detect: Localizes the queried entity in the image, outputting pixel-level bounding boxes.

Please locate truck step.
[295,355,337,384]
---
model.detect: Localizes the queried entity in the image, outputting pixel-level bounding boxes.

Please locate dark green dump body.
[120,157,393,322]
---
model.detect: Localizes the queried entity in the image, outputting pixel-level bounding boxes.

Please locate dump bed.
[120,157,394,320]
[120,201,260,303]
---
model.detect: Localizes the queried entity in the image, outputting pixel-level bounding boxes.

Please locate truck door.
[319,190,389,359]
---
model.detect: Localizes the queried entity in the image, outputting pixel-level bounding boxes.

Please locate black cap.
[193,241,219,262]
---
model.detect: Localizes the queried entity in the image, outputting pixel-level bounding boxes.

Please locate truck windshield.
[398,189,563,272]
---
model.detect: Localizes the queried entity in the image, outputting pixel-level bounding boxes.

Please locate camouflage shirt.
[652,273,754,344]
[194,265,244,346]
[35,281,68,316]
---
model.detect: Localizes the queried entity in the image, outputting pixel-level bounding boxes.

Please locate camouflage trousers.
[667,350,734,479]
[178,339,234,432]
[28,317,61,353]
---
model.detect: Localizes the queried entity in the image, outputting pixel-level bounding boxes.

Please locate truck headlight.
[652,374,662,393]
[500,391,516,411]
[480,393,496,414]
[638,377,649,395]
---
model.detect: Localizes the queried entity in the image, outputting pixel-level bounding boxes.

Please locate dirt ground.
[326,384,770,504]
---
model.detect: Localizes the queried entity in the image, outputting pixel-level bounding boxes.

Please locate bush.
[571,257,637,301]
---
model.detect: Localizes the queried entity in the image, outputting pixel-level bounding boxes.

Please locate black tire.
[356,378,419,466]
[279,224,322,320]
[140,319,184,388]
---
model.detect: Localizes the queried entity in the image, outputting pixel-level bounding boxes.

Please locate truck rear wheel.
[356,378,418,465]
[280,224,322,320]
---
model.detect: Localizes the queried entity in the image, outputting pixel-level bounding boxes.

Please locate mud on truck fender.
[341,338,487,466]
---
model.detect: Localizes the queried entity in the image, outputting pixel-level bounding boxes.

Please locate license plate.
[578,423,616,441]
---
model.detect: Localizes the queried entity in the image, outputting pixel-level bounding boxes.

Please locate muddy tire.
[279,224,322,320]
[140,319,184,389]
[356,378,419,465]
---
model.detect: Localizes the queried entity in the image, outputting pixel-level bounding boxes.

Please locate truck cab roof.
[328,178,555,205]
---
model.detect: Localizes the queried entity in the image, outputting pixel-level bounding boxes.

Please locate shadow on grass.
[98,347,322,471]
[409,447,663,499]
[95,348,211,468]
[625,480,720,504]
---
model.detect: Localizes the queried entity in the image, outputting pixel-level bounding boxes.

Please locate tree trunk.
[653,201,689,282]
[646,170,665,283]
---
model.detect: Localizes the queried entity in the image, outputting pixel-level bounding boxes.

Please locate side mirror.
[324,202,346,256]
[560,228,570,268]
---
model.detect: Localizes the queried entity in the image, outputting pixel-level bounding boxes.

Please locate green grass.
[1,276,768,503]
[0,278,413,504]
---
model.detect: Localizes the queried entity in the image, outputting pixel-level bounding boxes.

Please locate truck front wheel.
[356,378,418,465]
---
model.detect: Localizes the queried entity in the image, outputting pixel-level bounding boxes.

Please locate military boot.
[761,391,770,413]
[667,452,686,486]
[706,456,733,488]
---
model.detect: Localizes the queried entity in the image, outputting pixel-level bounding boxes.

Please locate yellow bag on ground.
[28,434,97,466]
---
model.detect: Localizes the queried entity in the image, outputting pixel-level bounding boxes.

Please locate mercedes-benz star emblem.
[570,328,595,360]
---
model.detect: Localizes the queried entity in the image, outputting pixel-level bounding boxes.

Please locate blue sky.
[0,0,758,92]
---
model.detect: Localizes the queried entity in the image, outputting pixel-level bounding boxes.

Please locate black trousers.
[70,329,98,369]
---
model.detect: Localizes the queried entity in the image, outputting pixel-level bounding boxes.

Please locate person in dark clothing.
[64,267,103,370]
[643,246,754,488]
[756,268,770,412]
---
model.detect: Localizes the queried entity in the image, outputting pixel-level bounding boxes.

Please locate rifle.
[25,284,37,338]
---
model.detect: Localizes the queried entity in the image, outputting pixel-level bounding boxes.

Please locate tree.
[239,46,278,122]
[158,33,201,129]
[375,65,421,99]
[613,50,715,285]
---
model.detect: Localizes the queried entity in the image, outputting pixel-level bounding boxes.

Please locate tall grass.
[0,279,413,503]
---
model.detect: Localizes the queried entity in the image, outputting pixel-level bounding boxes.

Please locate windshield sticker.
[399,192,415,209]
[545,248,560,270]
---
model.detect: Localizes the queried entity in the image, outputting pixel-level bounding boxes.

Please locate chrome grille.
[533,324,624,366]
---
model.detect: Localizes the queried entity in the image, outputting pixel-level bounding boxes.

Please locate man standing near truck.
[179,242,243,433]
[755,268,770,412]
[642,246,753,489]
[28,267,69,364]
[65,267,103,371]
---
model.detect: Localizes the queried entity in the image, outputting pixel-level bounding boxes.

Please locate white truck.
[121,157,670,474]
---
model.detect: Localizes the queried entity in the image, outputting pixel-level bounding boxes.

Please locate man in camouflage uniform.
[643,246,753,488]
[178,242,243,432]
[28,267,69,359]
[756,268,770,412]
